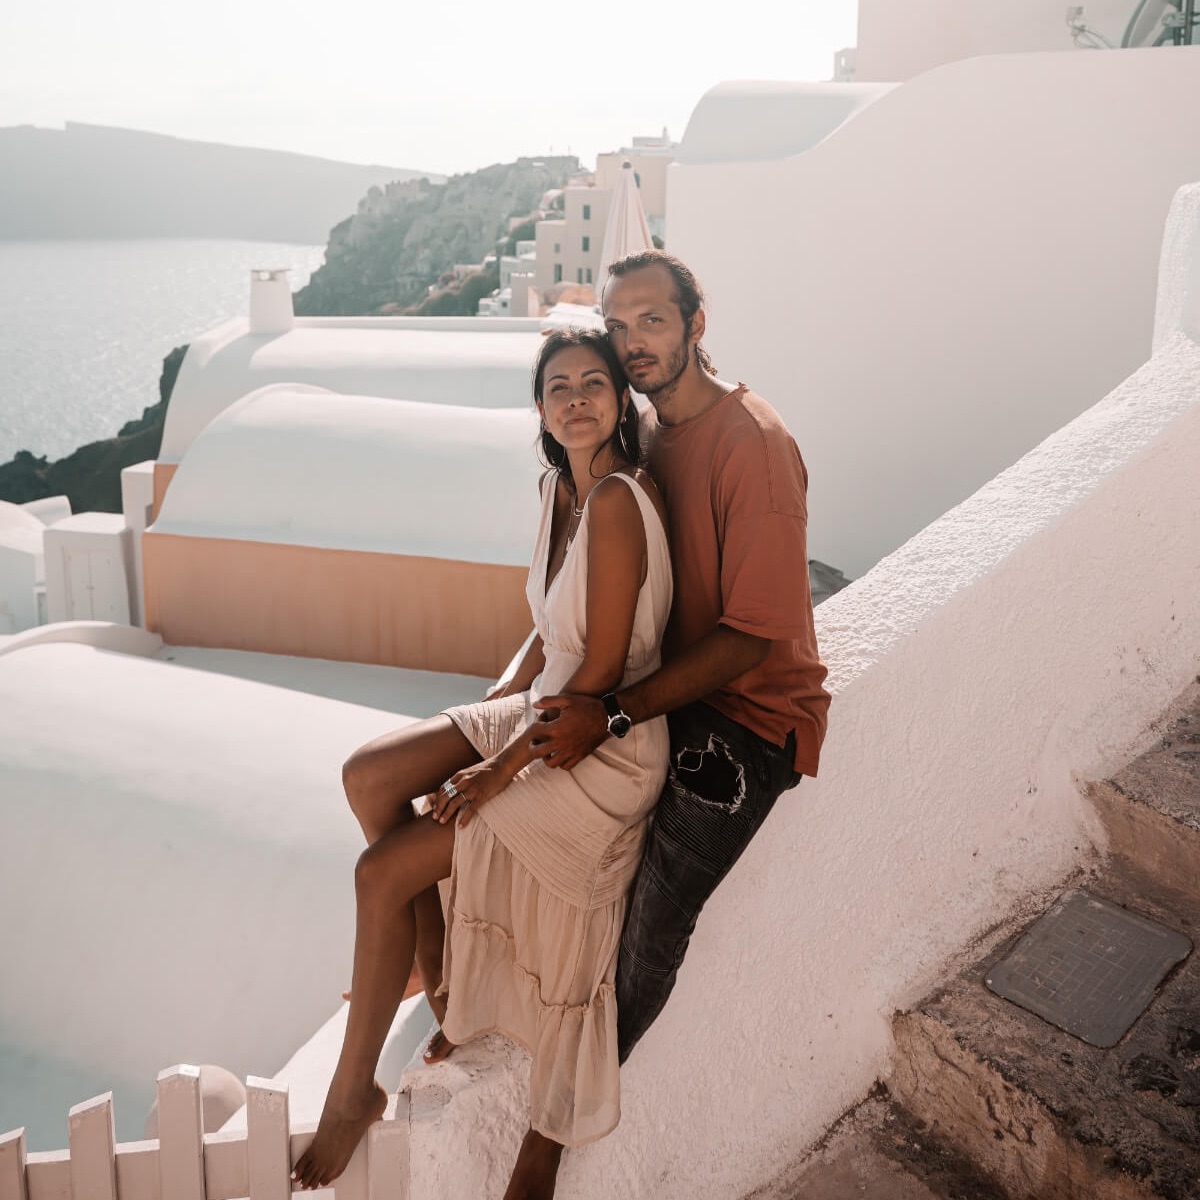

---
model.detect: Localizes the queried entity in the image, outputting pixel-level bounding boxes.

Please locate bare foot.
[502,1128,564,1200]
[423,1027,457,1064]
[292,1080,387,1189]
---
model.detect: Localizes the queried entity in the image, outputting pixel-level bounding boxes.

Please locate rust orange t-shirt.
[646,384,830,776]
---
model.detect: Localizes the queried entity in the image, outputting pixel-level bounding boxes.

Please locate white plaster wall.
[160,319,546,465]
[0,537,40,634]
[151,386,543,566]
[677,80,896,164]
[669,47,1200,578]
[0,642,417,1096]
[856,0,1151,80]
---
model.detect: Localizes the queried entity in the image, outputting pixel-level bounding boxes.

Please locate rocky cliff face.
[295,156,578,315]
[0,347,186,513]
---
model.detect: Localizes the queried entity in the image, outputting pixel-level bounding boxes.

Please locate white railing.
[0,1067,409,1200]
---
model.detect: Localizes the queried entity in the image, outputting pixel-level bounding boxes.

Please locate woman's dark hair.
[606,249,717,375]
[533,327,640,488]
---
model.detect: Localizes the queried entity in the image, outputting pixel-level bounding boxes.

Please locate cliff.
[294,156,578,315]
[0,123,440,244]
[0,347,186,513]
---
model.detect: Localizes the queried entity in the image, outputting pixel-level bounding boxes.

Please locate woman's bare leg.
[503,1129,565,1200]
[292,815,457,1189]
[341,715,476,1057]
[343,715,480,845]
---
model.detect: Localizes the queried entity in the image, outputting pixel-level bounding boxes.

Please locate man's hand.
[531,693,608,770]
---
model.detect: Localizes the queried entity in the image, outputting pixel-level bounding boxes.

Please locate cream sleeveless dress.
[439,471,672,1146]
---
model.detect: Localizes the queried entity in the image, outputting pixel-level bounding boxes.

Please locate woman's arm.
[433,476,645,825]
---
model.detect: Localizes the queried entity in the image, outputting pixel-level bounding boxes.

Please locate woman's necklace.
[562,504,582,564]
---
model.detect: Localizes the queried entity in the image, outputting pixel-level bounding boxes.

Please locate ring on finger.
[441,780,460,799]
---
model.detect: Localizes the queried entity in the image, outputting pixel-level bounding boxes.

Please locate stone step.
[889,858,1200,1200]
[880,680,1200,1200]
[1087,679,1200,905]
[752,1091,1007,1200]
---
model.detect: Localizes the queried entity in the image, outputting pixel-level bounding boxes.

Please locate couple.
[292,251,830,1198]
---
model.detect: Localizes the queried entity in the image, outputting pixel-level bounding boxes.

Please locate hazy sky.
[0,0,858,176]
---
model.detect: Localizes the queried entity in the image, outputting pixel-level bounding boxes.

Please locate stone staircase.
[763,681,1200,1200]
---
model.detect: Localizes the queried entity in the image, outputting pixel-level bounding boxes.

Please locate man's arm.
[533,624,769,770]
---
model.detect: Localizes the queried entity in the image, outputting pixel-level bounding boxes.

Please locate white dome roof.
[160,319,548,464]
[152,385,544,567]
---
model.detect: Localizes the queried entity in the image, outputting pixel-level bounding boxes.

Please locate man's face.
[602,264,694,398]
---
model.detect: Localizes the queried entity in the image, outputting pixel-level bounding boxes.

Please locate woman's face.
[537,345,625,457]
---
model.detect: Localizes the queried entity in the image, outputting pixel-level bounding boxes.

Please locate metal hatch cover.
[985,889,1192,1048]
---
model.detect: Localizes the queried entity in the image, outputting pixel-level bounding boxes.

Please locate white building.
[534,133,677,296]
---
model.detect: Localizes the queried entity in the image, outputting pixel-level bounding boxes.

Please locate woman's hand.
[432,755,516,827]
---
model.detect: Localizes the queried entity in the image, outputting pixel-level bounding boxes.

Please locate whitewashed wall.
[670,47,1200,578]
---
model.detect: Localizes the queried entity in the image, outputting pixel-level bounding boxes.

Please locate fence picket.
[245,1078,289,1200]
[23,1149,70,1200]
[367,1094,409,1200]
[155,1067,204,1200]
[67,1094,116,1200]
[0,1129,28,1200]
[332,1134,367,1200]
[112,1141,159,1200]
[200,1130,251,1200]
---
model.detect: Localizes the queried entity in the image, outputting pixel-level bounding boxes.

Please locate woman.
[292,328,672,1199]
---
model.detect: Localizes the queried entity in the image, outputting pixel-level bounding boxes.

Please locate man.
[535,250,830,1061]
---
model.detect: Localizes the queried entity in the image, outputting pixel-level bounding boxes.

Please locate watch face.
[608,713,632,739]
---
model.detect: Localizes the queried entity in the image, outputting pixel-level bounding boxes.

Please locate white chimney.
[249,268,295,334]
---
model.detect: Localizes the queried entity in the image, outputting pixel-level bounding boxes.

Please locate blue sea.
[0,239,326,463]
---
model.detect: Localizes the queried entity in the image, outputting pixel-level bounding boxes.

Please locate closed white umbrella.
[595,160,654,297]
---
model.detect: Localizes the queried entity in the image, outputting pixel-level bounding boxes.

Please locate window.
[635,172,641,187]
[577,268,583,283]
[582,236,590,252]
[586,268,593,284]
[554,263,563,283]
[583,204,591,220]
[554,242,560,253]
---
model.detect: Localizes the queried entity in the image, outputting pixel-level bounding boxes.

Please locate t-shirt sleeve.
[717,428,814,642]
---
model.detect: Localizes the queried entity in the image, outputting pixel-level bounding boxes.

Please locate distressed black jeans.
[616,701,800,1062]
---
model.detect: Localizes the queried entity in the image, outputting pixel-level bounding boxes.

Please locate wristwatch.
[601,693,633,739]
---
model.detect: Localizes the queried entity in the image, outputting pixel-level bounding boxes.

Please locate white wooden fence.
[0,1067,409,1200]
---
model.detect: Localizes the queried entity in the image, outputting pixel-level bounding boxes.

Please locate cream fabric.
[441,472,671,1145]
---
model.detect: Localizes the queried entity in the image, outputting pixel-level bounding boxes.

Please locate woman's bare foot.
[502,1128,564,1200]
[291,1080,387,1190]
[423,1027,457,1064]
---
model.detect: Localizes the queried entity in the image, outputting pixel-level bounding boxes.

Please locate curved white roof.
[678,80,896,165]
[0,639,412,1113]
[160,318,549,464]
[152,384,544,566]
[0,499,46,537]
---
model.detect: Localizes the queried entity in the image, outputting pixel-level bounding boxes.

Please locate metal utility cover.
[985,889,1192,1048]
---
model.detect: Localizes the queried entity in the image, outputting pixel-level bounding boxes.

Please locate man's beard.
[637,335,691,401]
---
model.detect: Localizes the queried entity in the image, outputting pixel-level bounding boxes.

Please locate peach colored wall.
[152,462,178,519]
[142,534,530,678]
